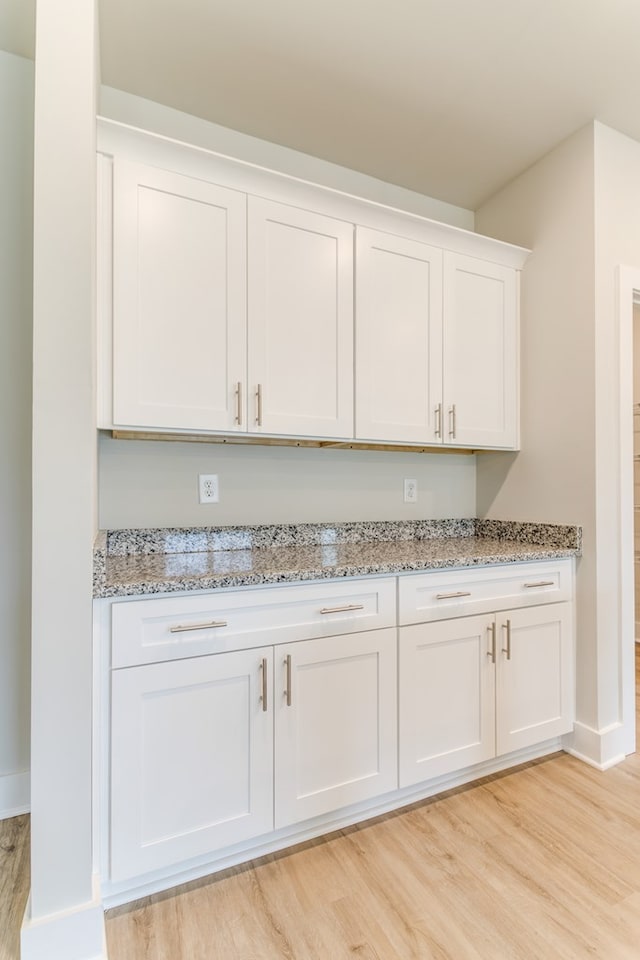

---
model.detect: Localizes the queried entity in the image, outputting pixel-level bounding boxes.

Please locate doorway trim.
[616,265,640,756]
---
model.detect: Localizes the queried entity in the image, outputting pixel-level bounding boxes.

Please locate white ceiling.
[6,0,640,209]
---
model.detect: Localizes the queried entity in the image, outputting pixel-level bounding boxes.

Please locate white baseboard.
[565,720,627,770]
[0,770,30,819]
[21,884,106,960]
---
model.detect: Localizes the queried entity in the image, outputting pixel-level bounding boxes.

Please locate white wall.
[474,125,600,734]
[99,435,476,528]
[96,87,478,530]
[476,122,640,766]
[26,1,105,956]
[592,123,640,742]
[0,51,33,819]
[99,86,474,231]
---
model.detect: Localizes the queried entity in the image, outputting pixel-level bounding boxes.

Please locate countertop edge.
[95,543,580,600]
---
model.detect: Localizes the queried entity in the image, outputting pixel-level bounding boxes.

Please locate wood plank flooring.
[2,650,640,959]
[0,814,29,960]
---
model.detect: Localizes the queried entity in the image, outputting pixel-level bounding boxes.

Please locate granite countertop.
[93,519,582,599]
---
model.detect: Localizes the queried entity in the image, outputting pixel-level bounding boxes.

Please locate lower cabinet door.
[399,614,496,787]
[110,647,273,882]
[496,602,574,755]
[274,628,397,828]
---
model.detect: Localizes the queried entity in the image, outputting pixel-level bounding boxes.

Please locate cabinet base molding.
[110,430,479,455]
[565,719,627,770]
[101,736,563,909]
[20,884,106,960]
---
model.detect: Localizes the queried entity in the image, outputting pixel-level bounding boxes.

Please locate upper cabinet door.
[248,198,354,439]
[355,228,443,444]
[113,159,247,431]
[443,253,518,449]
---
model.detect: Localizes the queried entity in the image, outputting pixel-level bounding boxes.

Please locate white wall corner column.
[476,122,640,771]
[0,50,33,822]
[26,0,105,957]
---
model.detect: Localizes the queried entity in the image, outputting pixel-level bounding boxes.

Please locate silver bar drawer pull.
[169,620,228,634]
[319,603,365,615]
[502,619,512,660]
[435,591,472,600]
[487,622,496,663]
[523,580,555,589]
[284,654,292,707]
[260,658,268,712]
[434,403,442,439]
[235,381,242,425]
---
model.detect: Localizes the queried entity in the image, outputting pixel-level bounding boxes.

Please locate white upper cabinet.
[112,159,247,432]
[99,121,528,448]
[355,232,519,449]
[355,228,443,443]
[248,198,354,438]
[442,253,518,449]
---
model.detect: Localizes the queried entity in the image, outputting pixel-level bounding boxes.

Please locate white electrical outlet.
[403,478,418,503]
[198,474,219,504]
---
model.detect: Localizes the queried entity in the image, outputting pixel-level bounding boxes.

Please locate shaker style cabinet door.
[495,602,574,755]
[112,159,247,431]
[248,197,354,438]
[443,252,518,449]
[110,648,273,882]
[274,628,397,828]
[355,227,444,444]
[398,614,496,787]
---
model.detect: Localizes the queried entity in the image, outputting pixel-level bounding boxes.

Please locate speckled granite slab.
[94,519,581,599]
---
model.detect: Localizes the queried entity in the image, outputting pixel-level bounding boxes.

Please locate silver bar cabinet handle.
[260,657,268,712]
[318,603,365,615]
[235,381,242,425]
[435,591,471,600]
[487,622,496,663]
[285,654,292,707]
[449,404,456,439]
[435,403,442,439]
[169,620,228,634]
[255,383,263,426]
[523,580,555,589]
[502,619,512,660]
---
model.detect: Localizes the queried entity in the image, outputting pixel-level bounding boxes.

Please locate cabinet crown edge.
[96,116,530,270]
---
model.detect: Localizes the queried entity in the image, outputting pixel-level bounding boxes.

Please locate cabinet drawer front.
[112,577,397,667]
[398,560,573,625]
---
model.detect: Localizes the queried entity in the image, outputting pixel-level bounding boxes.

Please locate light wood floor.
[2,651,640,959]
[0,813,29,960]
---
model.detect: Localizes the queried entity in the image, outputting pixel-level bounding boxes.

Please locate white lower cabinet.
[399,602,573,788]
[105,563,574,896]
[109,625,397,882]
[495,603,574,754]
[110,647,273,882]
[274,628,397,828]
[399,614,495,786]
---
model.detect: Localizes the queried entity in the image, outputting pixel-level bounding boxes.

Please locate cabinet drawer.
[112,577,397,667]
[398,560,573,625]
